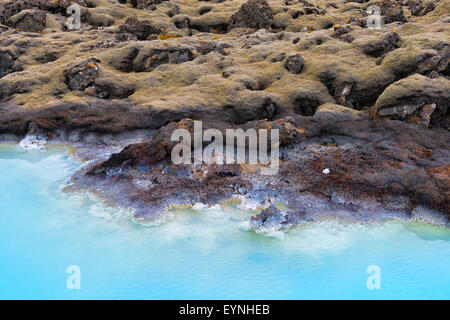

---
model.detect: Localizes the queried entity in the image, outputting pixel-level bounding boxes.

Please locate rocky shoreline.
[0,0,449,229]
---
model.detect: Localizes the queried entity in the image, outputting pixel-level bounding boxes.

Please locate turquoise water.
[0,145,449,300]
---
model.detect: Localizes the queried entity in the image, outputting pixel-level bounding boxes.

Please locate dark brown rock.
[408,0,436,16]
[0,51,14,78]
[132,0,167,9]
[0,0,86,25]
[0,0,38,24]
[119,17,161,41]
[361,31,401,57]
[167,5,180,17]
[41,0,87,12]
[417,42,449,77]
[284,54,304,74]
[133,48,194,72]
[250,204,288,231]
[228,0,273,31]
[64,58,100,91]
[331,25,352,39]
[376,74,450,128]
[381,0,407,24]
[7,9,46,32]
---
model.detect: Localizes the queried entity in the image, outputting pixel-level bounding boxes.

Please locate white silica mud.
[18,134,47,151]
[0,145,449,299]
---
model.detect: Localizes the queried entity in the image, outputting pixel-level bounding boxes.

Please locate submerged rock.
[250,205,289,233]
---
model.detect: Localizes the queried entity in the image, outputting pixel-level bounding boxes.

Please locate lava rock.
[0,51,14,78]
[167,5,180,17]
[7,9,46,32]
[64,58,100,91]
[284,54,304,74]
[0,0,37,24]
[119,17,161,41]
[417,43,450,77]
[0,0,86,25]
[381,0,407,24]
[41,0,87,12]
[132,0,167,9]
[134,48,194,72]
[250,205,288,232]
[361,31,401,57]
[228,0,273,31]
[331,25,352,39]
[407,0,436,16]
[84,81,134,100]
[377,103,436,127]
[376,74,450,128]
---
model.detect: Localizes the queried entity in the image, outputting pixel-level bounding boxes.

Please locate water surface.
[1,145,449,299]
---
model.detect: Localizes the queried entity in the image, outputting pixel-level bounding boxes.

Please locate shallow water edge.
[1,144,450,299]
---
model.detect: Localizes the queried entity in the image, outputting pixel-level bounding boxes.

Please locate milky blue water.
[0,145,449,300]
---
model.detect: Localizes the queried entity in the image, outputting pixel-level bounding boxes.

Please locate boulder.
[250,205,288,232]
[228,0,273,31]
[331,25,353,40]
[407,0,436,16]
[7,9,46,32]
[314,103,365,121]
[133,48,194,72]
[0,51,14,78]
[0,0,38,24]
[284,54,304,74]
[381,44,449,79]
[0,0,86,24]
[132,0,167,10]
[64,59,100,92]
[119,17,161,41]
[376,74,450,128]
[359,31,401,57]
[381,0,407,24]
[41,0,87,12]
[167,5,180,18]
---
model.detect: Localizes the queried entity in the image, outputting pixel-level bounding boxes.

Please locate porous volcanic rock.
[7,9,46,32]
[0,0,448,225]
[228,0,274,31]
[71,114,450,223]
